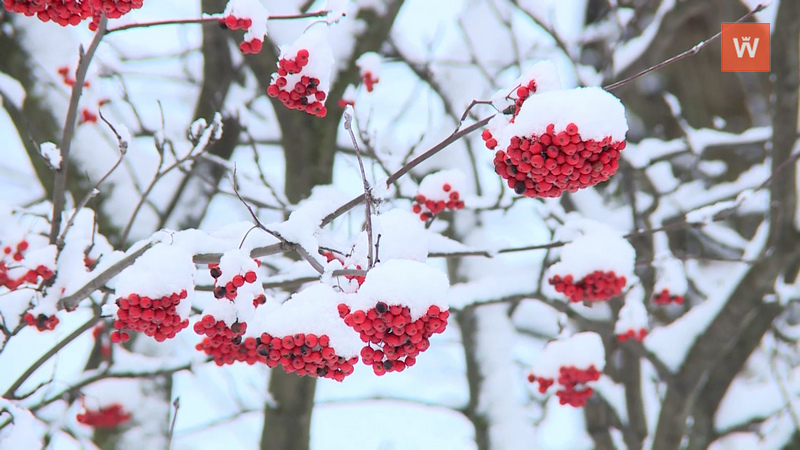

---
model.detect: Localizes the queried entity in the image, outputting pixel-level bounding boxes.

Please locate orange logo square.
[721,22,770,72]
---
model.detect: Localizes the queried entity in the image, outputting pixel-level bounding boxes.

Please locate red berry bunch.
[194,316,265,366]
[509,79,538,117]
[218,15,263,54]
[81,108,98,124]
[267,49,328,117]
[549,271,627,303]
[23,313,59,331]
[322,252,365,286]
[56,66,90,88]
[209,262,260,301]
[617,328,647,342]
[528,365,601,407]
[76,403,131,428]
[0,240,55,291]
[338,302,449,376]
[3,0,145,30]
[111,290,190,343]
[362,71,378,92]
[255,332,357,381]
[652,288,684,305]
[412,183,465,222]
[484,122,626,198]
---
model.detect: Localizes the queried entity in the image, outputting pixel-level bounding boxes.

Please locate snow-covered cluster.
[615,286,649,342]
[267,26,335,117]
[412,169,467,222]
[527,332,605,407]
[356,52,382,92]
[221,0,270,54]
[652,255,688,305]
[3,0,146,30]
[482,60,628,198]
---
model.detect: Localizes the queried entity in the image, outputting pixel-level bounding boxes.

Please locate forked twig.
[343,108,375,268]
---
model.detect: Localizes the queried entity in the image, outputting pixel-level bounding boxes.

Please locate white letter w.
[733,37,759,58]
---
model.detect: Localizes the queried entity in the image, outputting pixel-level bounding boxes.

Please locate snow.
[0,72,26,109]
[0,398,45,450]
[653,255,688,296]
[111,243,196,312]
[347,259,449,320]
[250,283,362,357]
[545,228,636,287]
[355,51,381,79]
[614,285,648,336]
[371,208,428,262]
[39,142,62,170]
[529,332,606,379]
[488,86,628,152]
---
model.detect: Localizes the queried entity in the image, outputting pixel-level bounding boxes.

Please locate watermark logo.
[722,22,770,71]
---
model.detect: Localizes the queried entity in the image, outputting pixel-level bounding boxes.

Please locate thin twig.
[343,108,374,268]
[604,3,767,91]
[167,397,180,450]
[104,10,332,35]
[49,16,108,246]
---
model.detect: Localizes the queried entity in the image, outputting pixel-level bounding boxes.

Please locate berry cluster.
[111,291,190,343]
[209,262,260,301]
[267,49,328,117]
[411,183,465,222]
[322,252,365,286]
[549,271,627,303]
[652,288,684,305]
[528,365,601,407]
[617,328,647,342]
[255,332,357,381]
[23,313,59,331]
[1,240,54,291]
[218,15,263,54]
[81,108,98,124]
[76,403,131,428]
[484,123,626,198]
[3,0,145,30]
[194,316,265,366]
[338,302,448,376]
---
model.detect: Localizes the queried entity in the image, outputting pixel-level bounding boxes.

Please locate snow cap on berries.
[418,169,467,203]
[347,259,449,320]
[614,285,648,339]
[112,243,195,318]
[653,254,688,296]
[488,86,628,151]
[546,228,635,285]
[252,283,362,357]
[356,52,382,91]
[531,332,605,380]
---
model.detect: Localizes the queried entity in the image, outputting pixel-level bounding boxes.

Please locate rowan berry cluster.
[24,313,59,331]
[218,15,263,54]
[528,365,600,407]
[652,288,684,305]
[111,290,190,343]
[509,79,537,116]
[617,328,647,342]
[549,271,627,303]
[254,331,356,381]
[412,183,465,222]
[3,0,145,30]
[209,262,260,301]
[267,49,328,117]
[338,302,448,376]
[57,66,89,88]
[362,71,378,92]
[1,240,54,291]
[484,123,626,198]
[194,316,264,366]
[76,403,131,428]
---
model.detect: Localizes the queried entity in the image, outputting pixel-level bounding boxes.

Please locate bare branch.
[343,108,374,268]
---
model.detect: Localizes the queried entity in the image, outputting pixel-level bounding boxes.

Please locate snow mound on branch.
[356,51,382,79]
[417,169,467,203]
[251,283,362,357]
[371,209,428,262]
[489,86,628,150]
[346,259,449,320]
[111,243,195,318]
[614,286,649,336]
[530,332,606,379]
[545,229,636,282]
[39,142,61,170]
[0,398,45,449]
[653,254,688,296]
[80,378,144,412]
